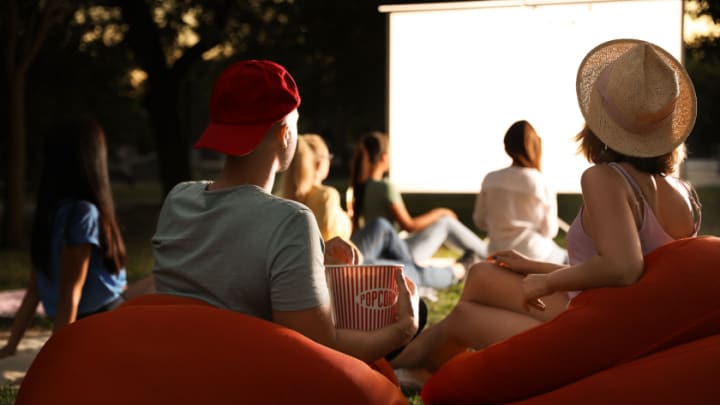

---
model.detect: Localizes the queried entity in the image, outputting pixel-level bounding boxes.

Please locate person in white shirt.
[473,120,568,264]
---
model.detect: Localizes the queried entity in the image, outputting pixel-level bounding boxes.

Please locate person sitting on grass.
[277,133,464,291]
[349,131,487,278]
[0,118,128,359]
[473,120,568,264]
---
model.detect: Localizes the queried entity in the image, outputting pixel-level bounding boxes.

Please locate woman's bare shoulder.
[580,164,625,190]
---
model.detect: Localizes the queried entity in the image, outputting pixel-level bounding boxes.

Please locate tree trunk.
[2,71,28,249]
[147,75,191,196]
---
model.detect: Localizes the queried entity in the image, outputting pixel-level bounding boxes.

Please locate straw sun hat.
[576,39,696,158]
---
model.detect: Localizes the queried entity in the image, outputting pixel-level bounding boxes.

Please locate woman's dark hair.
[31,118,127,278]
[349,131,388,230]
[504,120,542,171]
[575,124,684,175]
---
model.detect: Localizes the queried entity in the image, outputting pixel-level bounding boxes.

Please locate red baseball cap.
[194,60,301,156]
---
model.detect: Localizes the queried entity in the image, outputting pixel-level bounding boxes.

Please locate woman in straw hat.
[390,39,702,373]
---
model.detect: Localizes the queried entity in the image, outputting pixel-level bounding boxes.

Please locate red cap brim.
[194,121,274,157]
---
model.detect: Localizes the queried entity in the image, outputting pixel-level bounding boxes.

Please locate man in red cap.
[151,60,417,362]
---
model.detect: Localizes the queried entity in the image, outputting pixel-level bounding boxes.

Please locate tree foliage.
[685,0,720,157]
[2,0,719,250]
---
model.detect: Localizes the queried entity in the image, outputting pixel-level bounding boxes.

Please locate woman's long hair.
[575,124,684,175]
[504,120,542,171]
[31,118,127,278]
[349,131,388,230]
[278,134,328,204]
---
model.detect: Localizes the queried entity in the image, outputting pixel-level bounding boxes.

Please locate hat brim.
[576,39,696,158]
[194,121,274,157]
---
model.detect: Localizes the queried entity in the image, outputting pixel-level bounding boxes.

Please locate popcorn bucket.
[325,264,403,330]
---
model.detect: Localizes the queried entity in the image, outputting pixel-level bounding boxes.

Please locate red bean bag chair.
[509,333,720,404]
[422,236,720,405]
[16,294,407,405]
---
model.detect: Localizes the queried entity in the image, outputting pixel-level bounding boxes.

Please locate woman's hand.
[487,250,535,274]
[324,237,362,265]
[522,273,552,312]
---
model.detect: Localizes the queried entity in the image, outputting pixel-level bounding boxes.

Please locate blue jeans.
[405,216,488,262]
[351,218,455,289]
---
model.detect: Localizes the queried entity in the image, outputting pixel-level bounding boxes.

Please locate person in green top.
[349,131,488,274]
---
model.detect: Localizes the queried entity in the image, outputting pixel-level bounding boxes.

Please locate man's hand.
[324,237,362,265]
[394,271,419,343]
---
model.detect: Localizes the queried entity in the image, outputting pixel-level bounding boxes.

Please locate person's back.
[389,39,702,374]
[277,134,352,241]
[0,118,128,360]
[153,182,327,320]
[350,131,488,265]
[151,60,418,364]
[36,198,127,318]
[477,167,557,254]
[304,184,352,240]
[362,178,400,228]
[474,120,566,264]
[567,161,700,266]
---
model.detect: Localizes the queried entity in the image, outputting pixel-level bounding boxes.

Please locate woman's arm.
[389,199,456,233]
[53,244,92,332]
[272,271,418,363]
[522,166,645,305]
[489,250,566,274]
[0,273,40,359]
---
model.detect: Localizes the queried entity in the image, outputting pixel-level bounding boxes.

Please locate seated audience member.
[390,39,702,376]
[0,118,129,359]
[473,120,568,264]
[277,133,352,241]
[278,134,464,290]
[152,60,418,363]
[349,131,487,272]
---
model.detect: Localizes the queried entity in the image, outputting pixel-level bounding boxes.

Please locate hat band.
[596,67,677,134]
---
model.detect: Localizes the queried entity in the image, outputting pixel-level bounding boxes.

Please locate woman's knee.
[464,262,495,287]
[435,215,454,229]
[461,262,512,303]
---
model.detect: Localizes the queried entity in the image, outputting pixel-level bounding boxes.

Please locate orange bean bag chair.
[422,236,720,405]
[509,333,720,405]
[16,294,407,405]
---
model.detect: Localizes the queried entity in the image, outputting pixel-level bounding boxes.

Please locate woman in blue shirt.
[0,118,127,358]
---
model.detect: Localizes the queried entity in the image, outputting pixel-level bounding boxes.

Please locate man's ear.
[276,122,290,148]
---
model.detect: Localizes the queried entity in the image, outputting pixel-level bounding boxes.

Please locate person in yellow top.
[278,134,352,240]
[278,134,465,291]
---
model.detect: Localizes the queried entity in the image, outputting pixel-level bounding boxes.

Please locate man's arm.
[273,271,418,363]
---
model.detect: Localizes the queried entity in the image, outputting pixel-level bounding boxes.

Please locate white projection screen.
[379,0,684,193]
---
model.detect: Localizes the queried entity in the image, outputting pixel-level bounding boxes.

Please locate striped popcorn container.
[325,264,403,330]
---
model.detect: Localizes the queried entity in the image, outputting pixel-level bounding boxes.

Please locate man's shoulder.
[270,193,313,213]
[167,181,210,196]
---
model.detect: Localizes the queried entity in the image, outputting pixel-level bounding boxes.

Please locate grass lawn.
[0,181,717,403]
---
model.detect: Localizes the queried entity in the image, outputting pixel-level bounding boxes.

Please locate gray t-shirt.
[152,181,329,321]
